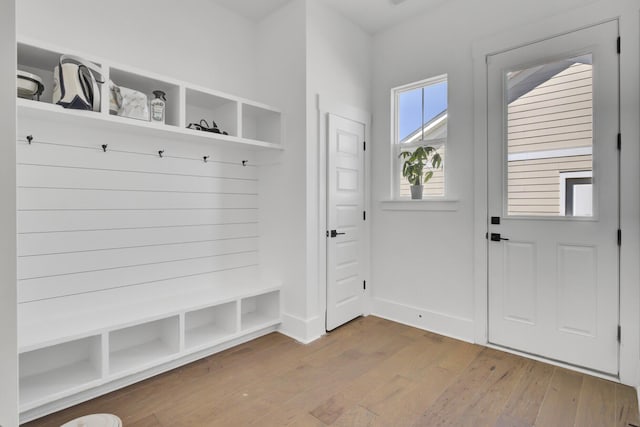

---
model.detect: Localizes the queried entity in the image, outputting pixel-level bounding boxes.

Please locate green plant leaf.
[424,170,434,183]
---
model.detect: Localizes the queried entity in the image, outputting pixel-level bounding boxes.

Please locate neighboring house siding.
[507,63,593,216]
[508,154,592,215]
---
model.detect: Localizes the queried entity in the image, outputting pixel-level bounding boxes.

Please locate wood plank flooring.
[24,316,639,427]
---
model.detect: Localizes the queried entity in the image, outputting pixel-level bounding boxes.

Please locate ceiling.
[212,0,291,22]
[317,0,447,34]
[213,0,447,34]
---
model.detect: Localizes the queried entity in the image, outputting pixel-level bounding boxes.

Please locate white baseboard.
[279,312,325,344]
[372,297,475,343]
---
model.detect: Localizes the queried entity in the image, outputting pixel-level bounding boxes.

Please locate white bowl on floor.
[60,413,122,427]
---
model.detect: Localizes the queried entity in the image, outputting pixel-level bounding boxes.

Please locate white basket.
[17,70,44,100]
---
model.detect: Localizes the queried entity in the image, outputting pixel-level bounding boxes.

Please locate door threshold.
[486,342,620,384]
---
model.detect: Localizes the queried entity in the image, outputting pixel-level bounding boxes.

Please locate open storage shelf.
[241,103,282,144]
[241,291,281,331]
[109,67,181,126]
[109,316,180,375]
[18,287,281,421]
[19,336,102,409]
[16,38,283,150]
[17,42,104,107]
[185,88,238,137]
[185,302,237,350]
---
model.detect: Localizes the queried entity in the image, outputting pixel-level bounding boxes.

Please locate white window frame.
[391,74,448,200]
[559,170,593,216]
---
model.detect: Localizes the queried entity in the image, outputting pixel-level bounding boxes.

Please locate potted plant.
[399,145,442,199]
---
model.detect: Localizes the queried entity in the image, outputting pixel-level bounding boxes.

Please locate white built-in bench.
[16,38,284,423]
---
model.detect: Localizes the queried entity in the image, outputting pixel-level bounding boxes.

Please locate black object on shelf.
[187,119,229,135]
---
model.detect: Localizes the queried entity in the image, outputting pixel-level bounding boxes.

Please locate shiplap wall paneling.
[16,118,262,315]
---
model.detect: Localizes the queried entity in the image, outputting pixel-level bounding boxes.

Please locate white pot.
[410,185,423,200]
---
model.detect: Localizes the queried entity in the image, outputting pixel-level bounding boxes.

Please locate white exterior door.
[326,114,365,331]
[487,21,620,374]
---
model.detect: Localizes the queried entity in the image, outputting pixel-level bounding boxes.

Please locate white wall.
[370,0,639,343]
[256,0,372,342]
[306,0,372,336]
[0,0,18,424]
[256,0,310,340]
[16,0,258,99]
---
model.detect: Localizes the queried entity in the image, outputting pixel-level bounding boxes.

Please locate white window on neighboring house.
[392,74,447,199]
[560,170,593,217]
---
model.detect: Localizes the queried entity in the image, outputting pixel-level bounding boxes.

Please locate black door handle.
[330,230,346,238]
[490,233,509,242]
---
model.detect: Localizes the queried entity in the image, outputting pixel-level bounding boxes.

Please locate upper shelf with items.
[16,39,283,150]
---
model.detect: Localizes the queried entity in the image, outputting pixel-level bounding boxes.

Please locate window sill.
[380,199,459,211]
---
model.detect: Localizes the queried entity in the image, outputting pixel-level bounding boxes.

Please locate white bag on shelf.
[53,54,104,111]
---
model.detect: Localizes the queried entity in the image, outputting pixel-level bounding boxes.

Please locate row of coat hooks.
[24,135,250,167]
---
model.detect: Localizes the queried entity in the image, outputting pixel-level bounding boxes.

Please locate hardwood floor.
[24,316,639,427]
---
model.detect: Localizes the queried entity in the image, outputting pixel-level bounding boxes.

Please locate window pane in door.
[506,54,593,217]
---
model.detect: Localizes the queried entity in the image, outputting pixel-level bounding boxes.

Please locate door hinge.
[617,133,621,150]
[363,280,366,290]
[363,140,366,151]
[617,36,621,54]
[618,325,621,342]
[618,229,622,246]
[363,210,366,221]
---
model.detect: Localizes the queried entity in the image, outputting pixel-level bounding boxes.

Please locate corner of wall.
[0,0,18,424]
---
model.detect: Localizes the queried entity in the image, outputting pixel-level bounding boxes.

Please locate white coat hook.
[158,150,164,158]
[102,144,108,152]
[26,135,33,145]
[203,156,209,163]
[242,160,248,167]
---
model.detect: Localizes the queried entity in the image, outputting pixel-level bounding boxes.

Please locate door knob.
[490,233,509,242]
[330,230,346,238]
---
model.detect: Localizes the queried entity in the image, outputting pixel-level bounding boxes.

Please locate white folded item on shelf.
[109,81,149,121]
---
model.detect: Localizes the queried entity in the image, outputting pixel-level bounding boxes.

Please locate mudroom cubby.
[184,302,238,350]
[240,290,281,332]
[109,67,181,126]
[19,336,103,411]
[17,42,103,106]
[185,88,239,137]
[241,102,282,144]
[108,316,181,376]
[16,37,284,423]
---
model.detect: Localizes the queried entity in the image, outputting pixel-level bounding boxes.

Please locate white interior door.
[326,114,365,331]
[487,21,620,374]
